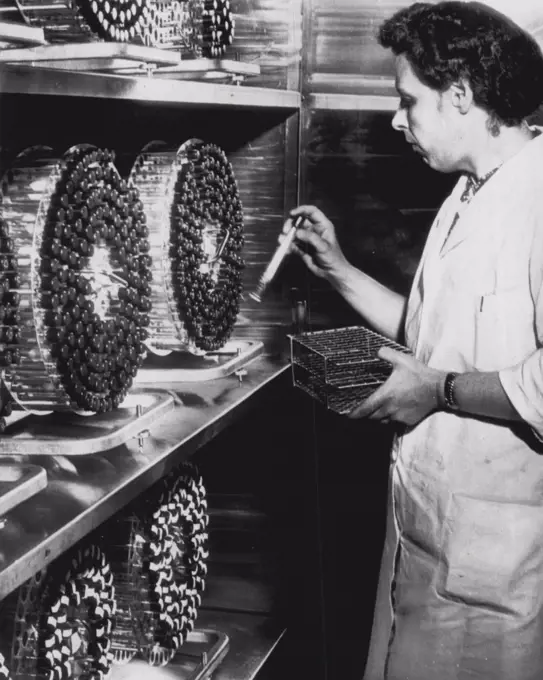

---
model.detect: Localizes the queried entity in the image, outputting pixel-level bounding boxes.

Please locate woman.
[286,3,543,678]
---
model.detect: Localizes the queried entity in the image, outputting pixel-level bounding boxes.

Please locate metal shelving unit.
[0,2,304,676]
[0,63,302,109]
[0,358,290,680]
[0,357,289,599]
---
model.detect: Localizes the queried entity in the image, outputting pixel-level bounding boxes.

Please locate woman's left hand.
[349,347,446,426]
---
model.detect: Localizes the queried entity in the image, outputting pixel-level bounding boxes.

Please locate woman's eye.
[400,98,413,109]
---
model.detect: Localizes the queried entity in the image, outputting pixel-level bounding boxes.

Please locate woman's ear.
[448,78,474,114]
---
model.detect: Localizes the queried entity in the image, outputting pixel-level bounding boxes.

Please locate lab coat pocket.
[439,494,543,618]
[474,285,534,370]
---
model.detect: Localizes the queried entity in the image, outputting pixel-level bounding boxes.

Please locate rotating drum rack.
[0,0,260,82]
[130,138,263,384]
[0,144,152,415]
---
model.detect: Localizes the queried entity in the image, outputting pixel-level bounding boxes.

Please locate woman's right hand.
[282,205,349,280]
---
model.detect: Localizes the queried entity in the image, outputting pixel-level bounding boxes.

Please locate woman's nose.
[392,107,407,131]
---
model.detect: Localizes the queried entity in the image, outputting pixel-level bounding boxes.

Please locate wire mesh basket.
[289,325,410,414]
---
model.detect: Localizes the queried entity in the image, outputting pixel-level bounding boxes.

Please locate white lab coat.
[363,129,543,680]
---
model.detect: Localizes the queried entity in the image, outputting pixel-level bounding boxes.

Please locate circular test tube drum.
[38,545,116,680]
[15,0,150,43]
[129,139,244,356]
[111,462,209,666]
[0,569,45,680]
[0,145,151,414]
[189,0,235,57]
[140,0,234,55]
[0,546,115,680]
[15,0,233,53]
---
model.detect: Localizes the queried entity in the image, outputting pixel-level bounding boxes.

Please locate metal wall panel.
[307,0,401,95]
[302,108,456,327]
[232,0,303,90]
[230,116,305,352]
[306,0,543,95]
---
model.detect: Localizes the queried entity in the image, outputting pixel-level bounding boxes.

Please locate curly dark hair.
[378,1,543,126]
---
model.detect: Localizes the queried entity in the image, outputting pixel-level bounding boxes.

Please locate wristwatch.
[443,372,460,411]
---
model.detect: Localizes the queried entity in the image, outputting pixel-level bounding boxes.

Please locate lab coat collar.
[439,126,543,258]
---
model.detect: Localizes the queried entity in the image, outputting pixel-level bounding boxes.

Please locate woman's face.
[392,54,462,173]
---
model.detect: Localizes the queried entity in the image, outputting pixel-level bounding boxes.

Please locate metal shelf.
[134,340,264,384]
[0,356,289,600]
[0,42,182,69]
[308,92,398,112]
[105,612,284,680]
[194,611,284,680]
[0,63,302,109]
[0,463,47,515]
[0,391,175,456]
[0,43,261,83]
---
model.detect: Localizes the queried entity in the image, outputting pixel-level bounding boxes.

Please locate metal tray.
[0,41,181,70]
[0,44,260,83]
[0,463,47,515]
[110,629,229,680]
[117,58,260,83]
[0,391,174,456]
[134,340,264,384]
[0,20,46,47]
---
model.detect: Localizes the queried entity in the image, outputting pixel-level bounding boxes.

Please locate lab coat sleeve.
[500,354,543,439]
[499,210,543,439]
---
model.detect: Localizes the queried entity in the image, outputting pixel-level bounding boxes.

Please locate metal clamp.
[208,228,230,265]
[140,61,158,77]
[234,368,247,385]
[166,390,185,406]
[135,403,151,451]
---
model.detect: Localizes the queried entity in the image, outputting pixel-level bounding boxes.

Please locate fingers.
[280,212,330,255]
[289,205,326,224]
[283,205,331,236]
[348,386,387,420]
[300,252,324,277]
[377,346,407,364]
[378,346,394,362]
[349,402,391,422]
[279,232,321,257]
[282,216,296,235]
[295,227,329,253]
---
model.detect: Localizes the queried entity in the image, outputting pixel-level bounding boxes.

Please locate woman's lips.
[404,136,424,155]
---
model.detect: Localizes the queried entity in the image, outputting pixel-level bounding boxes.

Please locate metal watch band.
[444,372,460,410]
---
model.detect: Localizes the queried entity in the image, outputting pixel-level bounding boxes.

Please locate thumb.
[377,346,408,365]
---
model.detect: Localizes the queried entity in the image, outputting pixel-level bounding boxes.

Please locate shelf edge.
[0,64,302,109]
[308,92,398,112]
[0,359,290,600]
